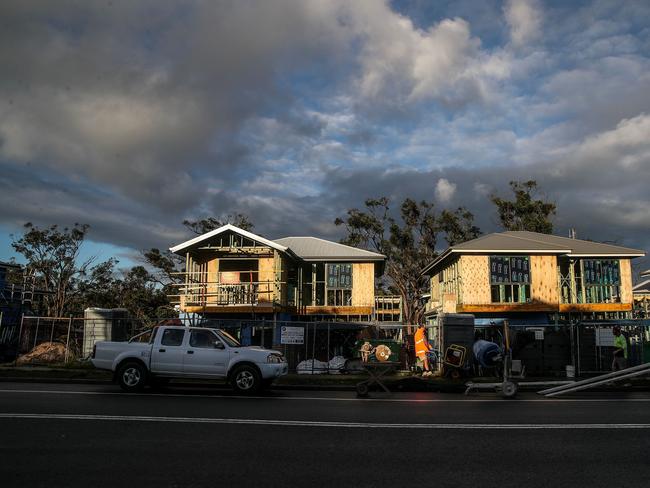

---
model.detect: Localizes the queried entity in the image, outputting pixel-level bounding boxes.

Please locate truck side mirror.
[214,341,225,350]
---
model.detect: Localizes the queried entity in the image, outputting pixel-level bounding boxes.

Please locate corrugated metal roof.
[633,279,650,294]
[500,231,645,256]
[423,231,645,275]
[273,237,385,261]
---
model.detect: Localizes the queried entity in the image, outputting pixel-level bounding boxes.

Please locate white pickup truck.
[91,325,288,393]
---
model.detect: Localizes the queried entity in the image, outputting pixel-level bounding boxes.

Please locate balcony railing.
[171,281,281,308]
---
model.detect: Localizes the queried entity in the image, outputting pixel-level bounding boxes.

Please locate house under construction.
[168,224,402,324]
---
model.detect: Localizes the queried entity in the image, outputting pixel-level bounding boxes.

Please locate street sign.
[280,326,304,345]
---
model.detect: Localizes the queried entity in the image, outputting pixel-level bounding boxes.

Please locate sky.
[1,0,649,272]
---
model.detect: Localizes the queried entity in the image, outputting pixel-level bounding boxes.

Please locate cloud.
[435,178,457,203]
[504,0,542,47]
[0,0,649,274]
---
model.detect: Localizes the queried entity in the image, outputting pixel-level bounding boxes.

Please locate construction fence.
[1,313,650,376]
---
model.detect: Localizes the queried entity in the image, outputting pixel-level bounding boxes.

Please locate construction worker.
[612,326,628,371]
[414,324,432,376]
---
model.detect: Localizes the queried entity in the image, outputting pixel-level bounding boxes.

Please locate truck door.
[183,329,229,377]
[151,328,187,374]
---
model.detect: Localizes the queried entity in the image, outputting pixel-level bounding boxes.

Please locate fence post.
[33,317,40,349]
[50,318,56,343]
[15,314,24,366]
[311,322,317,374]
[64,316,73,363]
[327,322,330,374]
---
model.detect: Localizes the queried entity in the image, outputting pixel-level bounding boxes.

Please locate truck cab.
[91,326,288,394]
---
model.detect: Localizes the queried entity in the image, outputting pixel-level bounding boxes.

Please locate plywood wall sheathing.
[206,259,219,303]
[352,263,375,306]
[430,275,440,303]
[442,293,457,313]
[530,255,559,305]
[619,259,633,303]
[258,257,276,303]
[459,255,491,304]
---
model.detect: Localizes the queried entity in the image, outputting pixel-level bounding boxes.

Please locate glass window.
[161,328,185,346]
[190,329,218,348]
[581,259,621,303]
[327,263,352,289]
[489,256,531,303]
[217,329,241,347]
[326,263,353,306]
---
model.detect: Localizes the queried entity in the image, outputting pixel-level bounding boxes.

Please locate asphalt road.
[1,383,649,488]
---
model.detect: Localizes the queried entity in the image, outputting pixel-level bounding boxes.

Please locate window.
[190,329,218,348]
[326,263,353,306]
[490,256,531,303]
[161,328,185,346]
[582,259,620,303]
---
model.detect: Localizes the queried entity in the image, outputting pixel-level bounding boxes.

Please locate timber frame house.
[422,231,645,325]
[169,224,400,322]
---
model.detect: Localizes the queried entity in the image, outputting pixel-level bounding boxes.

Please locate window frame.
[189,329,219,349]
[489,255,531,304]
[326,263,353,306]
[160,328,186,347]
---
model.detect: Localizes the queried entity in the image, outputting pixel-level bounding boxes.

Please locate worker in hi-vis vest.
[414,324,433,376]
[612,326,628,371]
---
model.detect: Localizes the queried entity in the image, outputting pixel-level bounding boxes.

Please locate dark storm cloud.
[1,0,649,272]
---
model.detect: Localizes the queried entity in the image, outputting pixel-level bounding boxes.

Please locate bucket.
[566,365,575,378]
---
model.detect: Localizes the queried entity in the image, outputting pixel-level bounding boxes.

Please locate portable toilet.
[83,308,129,357]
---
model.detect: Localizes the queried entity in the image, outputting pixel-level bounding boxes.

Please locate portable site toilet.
[435,313,475,375]
[82,308,129,357]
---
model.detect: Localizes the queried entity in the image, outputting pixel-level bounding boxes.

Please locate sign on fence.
[280,326,304,345]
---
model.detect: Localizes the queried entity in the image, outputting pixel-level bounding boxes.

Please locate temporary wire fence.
[2,312,649,376]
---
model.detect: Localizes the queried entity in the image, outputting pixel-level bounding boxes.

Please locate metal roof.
[423,231,645,275]
[633,279,650,294]
[273,236,385,261]
[169,225,386,262]
[169,224,288,254]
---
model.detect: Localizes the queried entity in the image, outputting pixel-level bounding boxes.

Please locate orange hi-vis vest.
[414,327,429,358]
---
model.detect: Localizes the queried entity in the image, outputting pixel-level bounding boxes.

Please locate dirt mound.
[16,342,70,365]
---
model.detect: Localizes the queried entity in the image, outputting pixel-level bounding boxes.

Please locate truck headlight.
[267,354,284,364]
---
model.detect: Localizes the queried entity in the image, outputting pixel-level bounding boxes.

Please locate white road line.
[0,413,648,429]
[0,388,650,402]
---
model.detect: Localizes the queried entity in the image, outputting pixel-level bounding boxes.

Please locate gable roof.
[423,231,645,275]
[273,236,385,262]
[169,225,386,262]
[169,224,288,254]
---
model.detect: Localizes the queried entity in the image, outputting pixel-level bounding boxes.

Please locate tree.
[182,213,254,235]
[70,260,176,321]
[11,223,93,316]
[335,197,480,327]
[143,213,256,287]
[491,180,556,234]
[438,207,481,246]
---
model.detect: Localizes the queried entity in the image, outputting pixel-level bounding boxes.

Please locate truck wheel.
[501,380,518,399]
[117,361,148,392]
[356,382,369,398]
[231,365,261,394]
